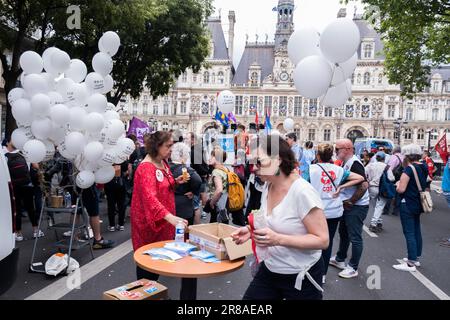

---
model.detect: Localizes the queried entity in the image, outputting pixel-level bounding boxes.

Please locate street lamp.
[393,118,408,146]
[427,129,438,151]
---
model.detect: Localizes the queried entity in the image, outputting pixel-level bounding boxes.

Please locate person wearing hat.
[365,151,395,233]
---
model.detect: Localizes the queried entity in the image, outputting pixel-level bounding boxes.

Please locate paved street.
[1,184,449,301]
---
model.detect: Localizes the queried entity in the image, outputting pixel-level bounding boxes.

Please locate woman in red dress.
[131,131,188,280]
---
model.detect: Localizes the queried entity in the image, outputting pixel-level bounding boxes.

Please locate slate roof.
[232,44,275,85]
[354,15,385,60]
[206,19,229,60]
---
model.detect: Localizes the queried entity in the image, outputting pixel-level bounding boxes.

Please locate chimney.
[228,11,236,62]
[337,8,347,18]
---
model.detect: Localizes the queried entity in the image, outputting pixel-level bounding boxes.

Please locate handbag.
[409,164,433,214]
[316,163,338,191]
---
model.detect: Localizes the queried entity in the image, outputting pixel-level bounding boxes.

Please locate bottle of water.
[200,239,206,253]
[174,221,185,243]
[64,192,72,208]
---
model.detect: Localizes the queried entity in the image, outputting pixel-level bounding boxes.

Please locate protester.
[299,141,316,180]
[308,143,365,284]
[190,132,210,223]
[329,139,370,279]
[440,153,450,248]
[393,144,428,271]
[105,162,129,231]
[383,146,404,216]
[285,132,303,167]
[130,131,188,280]
[365,151,395,232]
[231,134,328,300]
[363,152,374,167]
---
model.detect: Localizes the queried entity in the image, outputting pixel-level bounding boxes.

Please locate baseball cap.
[375,151,386,159]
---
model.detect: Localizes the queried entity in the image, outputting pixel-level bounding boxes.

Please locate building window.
[143,95,148,101]
[361,104,370,118]
[432,108,439,121]
[132,103,138,115]
[364,43,373,58]
[201,102,209,115]
[406,108,413,121]
[357,74,361,84]
[324,106,332,117]
[434,99,439,105]
[388,105,396,118]
[162,122,169,131]
[218,71,224,84]
[323,129,331,141]
[351,73,355,85]
[153,105,158,115]
[192,74,197,82]
[279,96,287,116]
[421,99,426,105]
[294,127,301,140]
[364,72,370,85]
[308,128,316,141]
[309,99,318,117]
[264,96,272,115]
[404,128,412,140]
[378,74,383,84]
[433,82,439,92]
[211,73,216,83]
[431,128,438,140]
[182,73,187,82]
[203,71,210,84]
[446,108,450,121]
[180,101,187,114]
[143,103,148,115]
[346,104,355,118]
[235,96,243,115]
[250,72,259,86]
[163,103,169,115]
[417,129,425,140]
[294,97,302,116]
[249,96,258,115]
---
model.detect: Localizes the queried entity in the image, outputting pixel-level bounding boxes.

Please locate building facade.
[120,0,450,148]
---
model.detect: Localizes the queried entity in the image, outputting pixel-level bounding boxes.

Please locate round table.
[134,241,246,300]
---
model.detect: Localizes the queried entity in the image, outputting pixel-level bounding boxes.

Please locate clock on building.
[280,71,289,81]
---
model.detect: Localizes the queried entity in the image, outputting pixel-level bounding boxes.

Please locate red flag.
[435,133,448,163]
[255,110,259,126]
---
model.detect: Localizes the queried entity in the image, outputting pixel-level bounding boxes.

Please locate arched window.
[218,71,224,84]
[351,73,355,84]
[406,108,413,121]
[378,74,383,84]
[211,73,216,83]
[203,71,210,83]
[432,108,439,121]
[357,74,361,84]
[364,72,370,85]
[404,128,412,140]
[182,72,187,82]
[364,44,373,58]
[417,129,425,140]
[446,108,450,121]
[250,72,259,86]
[162,122,169,131]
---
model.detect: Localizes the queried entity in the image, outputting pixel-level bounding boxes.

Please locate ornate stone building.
[120,0,450,148]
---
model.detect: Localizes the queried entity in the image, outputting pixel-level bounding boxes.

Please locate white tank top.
[341,155,370,206]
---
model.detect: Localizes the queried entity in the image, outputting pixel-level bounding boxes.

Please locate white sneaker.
[63,230,72,237]
[393,262,416,272]
[15,233,24,242]
[329,256,346,270]
[108,226,116,232]
[339,266,359,279]
[402,258,421,267]
[322,275,326,284]
[33,230,45,238]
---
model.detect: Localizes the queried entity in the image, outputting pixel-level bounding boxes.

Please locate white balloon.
[84,112,105,133]
[217,90,235,114]
[106,102,116,111]
[56,77,75,100]
[65,131,86,155]
[103,136,118,148]
[283,118,294,131]
[102,75,114,94]
[288,27,321,65]
[42,139,56,161]
[42,47,61,76]
[65,59,87,83]
[103,110,120,121]
[31,117,52,140]
[94,166,115,184]
[22,74,49,96]
[49,122,66,145]
[104,119,124,140]
[293,55,333,99]
[20,51,43,74]
[30,93,50,116]
[67,82,89,107]
[83,141,104,162]
[69,107,87,131]
[85,72,105,93]
[331,52,358,86]
[8,88,26,105]
[87,93,107,113]
[92,52,113,76]
[99,31,120,57]
[97,149,116,167]
[51,49,71,72]
[11,98,32,125]
[48,91,64,106]
[116,137,135,157]
[76,171,95,189]
[57,141,77,160]
[11,127,34,150]
[40,72,56,91]
[23,139,46,163]
[50,104,70,126]
[321,79,352,108]
[320,18,361,63]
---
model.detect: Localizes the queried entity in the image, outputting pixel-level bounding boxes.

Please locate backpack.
[6,152,31,187]
[220,168,245,212]
[379,166,396,199]
[392,155,404,182]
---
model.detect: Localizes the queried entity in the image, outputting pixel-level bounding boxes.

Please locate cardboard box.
[188,223,252,261]
[50,196,63,208]
[103,279,168,300]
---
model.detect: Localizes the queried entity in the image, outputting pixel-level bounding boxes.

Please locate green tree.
[344,0,450,97]
[0,0,213,136]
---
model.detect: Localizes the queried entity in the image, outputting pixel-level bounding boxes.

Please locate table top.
[134,241,246,279]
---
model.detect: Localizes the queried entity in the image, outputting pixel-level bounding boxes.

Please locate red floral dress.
[130,161,176,251]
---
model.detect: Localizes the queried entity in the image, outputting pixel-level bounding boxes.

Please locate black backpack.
[392,155,404,182]
[6,152,31,187]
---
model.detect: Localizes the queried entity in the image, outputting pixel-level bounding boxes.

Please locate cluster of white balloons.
[9,31,134,189]
[217,90,235,114]
[283,118,294,132]
[289,18,360,108]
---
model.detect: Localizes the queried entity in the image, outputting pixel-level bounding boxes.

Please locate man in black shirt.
[190,132,210,223]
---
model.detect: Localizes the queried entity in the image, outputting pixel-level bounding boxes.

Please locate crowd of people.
[2,123,450,300]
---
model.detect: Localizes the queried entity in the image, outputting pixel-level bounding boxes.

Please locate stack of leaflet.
[190,250,221,263]
[143,248,182,262]
[163,242,197,257]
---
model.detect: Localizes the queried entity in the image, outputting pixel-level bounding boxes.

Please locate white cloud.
[212,0,364,67]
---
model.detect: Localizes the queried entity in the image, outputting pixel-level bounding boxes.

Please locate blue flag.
[264,111,272,134]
